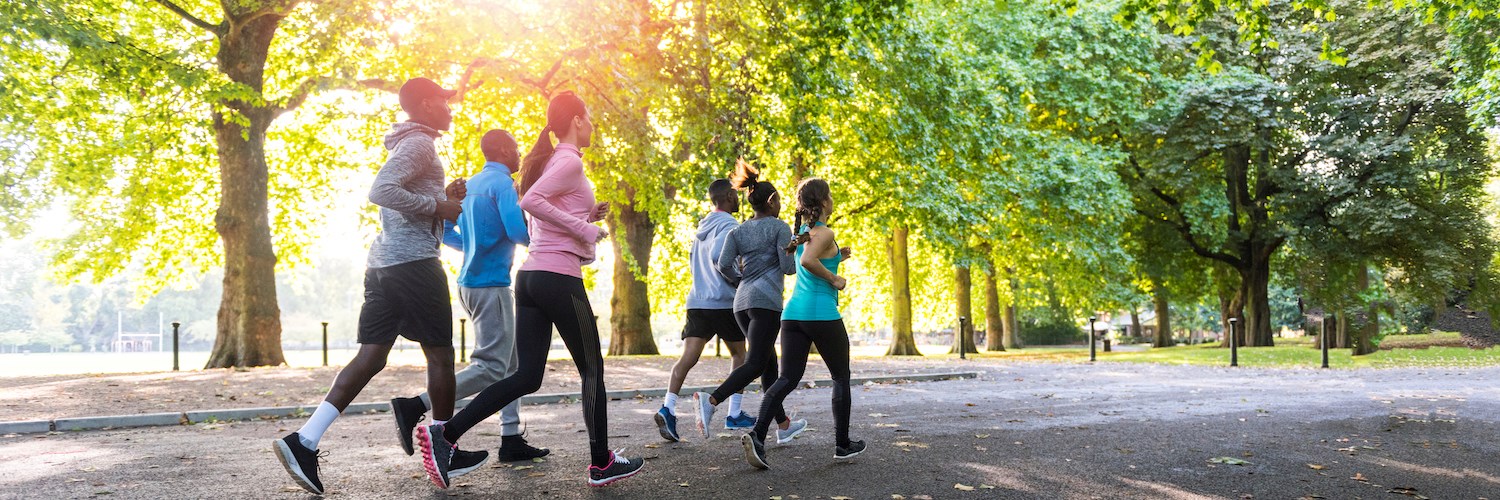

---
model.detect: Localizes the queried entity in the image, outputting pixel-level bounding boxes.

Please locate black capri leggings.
[751,319,852,447]
[441,270,612,468]
[708,308,788,424]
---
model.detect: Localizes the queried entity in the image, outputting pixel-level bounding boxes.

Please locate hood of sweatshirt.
[384,121,442,151]
[697,211,738,241]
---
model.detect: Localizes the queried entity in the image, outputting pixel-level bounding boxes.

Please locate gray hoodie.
[367,122,448,269]
[685,211,739,310]
[716,216,796,312]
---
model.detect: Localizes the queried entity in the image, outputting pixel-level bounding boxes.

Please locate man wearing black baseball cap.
[274,77,483,494]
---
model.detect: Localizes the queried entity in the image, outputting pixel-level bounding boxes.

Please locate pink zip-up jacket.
[518,143,600,278]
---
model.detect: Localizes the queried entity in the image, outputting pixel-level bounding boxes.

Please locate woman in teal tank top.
[741,177,866,470]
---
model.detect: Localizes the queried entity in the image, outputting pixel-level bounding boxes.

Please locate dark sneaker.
[272,432,325,494]
[654,406,680,442]
[692,392,716,439]
[742,433,769,470]
[390,396,426,456]
[775,418,808,445]
[724,410,756,430]
[587,450,643,487]
[498,434,550,462]
[449,448,490,480]
[835,439,867,460]
[416,423,454,488]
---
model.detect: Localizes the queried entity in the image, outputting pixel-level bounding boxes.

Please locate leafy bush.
[1019,319,1084,345]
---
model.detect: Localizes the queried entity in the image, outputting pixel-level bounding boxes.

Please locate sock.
[296,401,341,450]
[432,419,447,426]
[663,392,678,414]
[727,393,743,417]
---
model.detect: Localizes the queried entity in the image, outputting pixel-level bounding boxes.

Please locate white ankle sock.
[727,393,743,417]
[432,419,447,426]
[296,401,341,450]
[663,392,678,414]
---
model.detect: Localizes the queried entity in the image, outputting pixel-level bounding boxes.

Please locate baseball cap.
[398,77,456,111]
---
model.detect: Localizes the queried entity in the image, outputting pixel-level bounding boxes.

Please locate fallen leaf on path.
[832,497,853,500]
[1208,457,1251,466]
[980,484,996,489]
[1351,473,1368,482]
[514,465,533,470]
[679,482,690,487]
[974,434,990,439]
[1307,464,1326,470]
[644,443,659,448]
[869,413,890,418]
[955,483,975,491]
[527,472,546,478]
[1387,487,1428,499]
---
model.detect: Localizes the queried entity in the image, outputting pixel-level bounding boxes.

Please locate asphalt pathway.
[2,362,1496,499]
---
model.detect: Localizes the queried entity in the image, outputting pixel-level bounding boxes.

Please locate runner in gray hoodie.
[273,78,484,495]
[691,160,806,443]
[654,179,754,442]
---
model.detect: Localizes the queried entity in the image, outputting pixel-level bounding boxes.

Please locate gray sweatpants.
[421,285,522,436]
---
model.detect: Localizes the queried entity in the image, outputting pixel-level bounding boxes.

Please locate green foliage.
[1019,317,1086,345]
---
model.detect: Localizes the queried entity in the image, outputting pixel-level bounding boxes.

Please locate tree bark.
[206,13,285,368]
[1129,307,1142,342]
[983,265,1004,352]
[1003,274,1022,349]
[1152,289,1173,347]
[1238,248,1276,346]
[886,225,920,355]
[1350,265,1380,356]
[606,187,659,355]
[950,264,977,355]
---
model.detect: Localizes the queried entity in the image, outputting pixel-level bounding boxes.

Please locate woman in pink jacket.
[417,92,643,488]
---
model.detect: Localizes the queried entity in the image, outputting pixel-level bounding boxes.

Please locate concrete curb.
[6,371,980,434]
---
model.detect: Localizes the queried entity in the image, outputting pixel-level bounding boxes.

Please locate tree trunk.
[950,264,978,355]
[1003,274,1022,349]
[886,226,920,355]
[1332,312,1349,349]
[983,265,1004,352]
[1238,249,1276,347]
[1217,285,1241,347]
[206,14,285,368]
[1350,265,1379,356]
[1152,289,1173,348]
[607,189,659,355]
[1129,307,1142,342]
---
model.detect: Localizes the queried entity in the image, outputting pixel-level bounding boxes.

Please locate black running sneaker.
[416,423,455,488]
[448,448,490,480]
[835,439,867,460]
[498,434,550,462]
[742,433,769,470]
[587,450,643,487]
[390,396,426,456]
[273,432,325,494]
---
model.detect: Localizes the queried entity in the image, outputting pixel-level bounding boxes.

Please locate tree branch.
[1125,154,1244,268]
[151,0,224,36]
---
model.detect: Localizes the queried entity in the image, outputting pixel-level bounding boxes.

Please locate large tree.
[1,0,386,367]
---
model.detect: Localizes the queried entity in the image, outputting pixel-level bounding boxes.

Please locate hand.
[831,275,847,291]
[595,227,610,242]
[445,178,467,202]
[589,202,611,222]
[839,246,853,261]
[435,200,463,222]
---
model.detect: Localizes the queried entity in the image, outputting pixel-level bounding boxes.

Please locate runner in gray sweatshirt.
[691,160,806,443]
[655,180,754,442]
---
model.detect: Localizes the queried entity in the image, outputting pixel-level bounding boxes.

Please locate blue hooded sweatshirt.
[685,211,739,309]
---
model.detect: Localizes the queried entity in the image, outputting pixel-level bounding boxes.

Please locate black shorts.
[682,308,745,342]
[357,258,453,347]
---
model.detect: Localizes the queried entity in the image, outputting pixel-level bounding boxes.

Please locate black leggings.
[708,308,787,424]
[752,319,852,447]
[442,271,611,467]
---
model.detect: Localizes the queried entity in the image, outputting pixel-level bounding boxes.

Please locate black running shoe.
[390,396,426,456]
[273,432,325,494]
[498,434,550,462]
[743,433,769,470]
[835,439,867,460]
[417,423,455,488]
[587,450,643,487]
[449,448,490,480]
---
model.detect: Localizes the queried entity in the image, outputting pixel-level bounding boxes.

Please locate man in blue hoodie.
[654,180,753,441]
[389,129,549,463]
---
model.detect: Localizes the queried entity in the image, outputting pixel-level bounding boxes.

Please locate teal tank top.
[782,223,842,321]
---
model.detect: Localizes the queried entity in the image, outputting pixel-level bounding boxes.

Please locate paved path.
[2,362,1497,499]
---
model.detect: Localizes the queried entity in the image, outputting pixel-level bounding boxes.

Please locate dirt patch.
[0,355,977,422]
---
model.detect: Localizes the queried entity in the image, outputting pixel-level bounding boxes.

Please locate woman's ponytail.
[518,126,553,196]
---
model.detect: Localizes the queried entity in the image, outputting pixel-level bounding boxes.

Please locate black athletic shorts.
[682,308,745,342]
[357,258,453,347]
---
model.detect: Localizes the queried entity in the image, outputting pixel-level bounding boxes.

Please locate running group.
[272,78,863,494]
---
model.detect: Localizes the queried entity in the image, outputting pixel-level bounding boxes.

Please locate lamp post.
[1228,317,1239,367]
[1088,316,1097,362]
